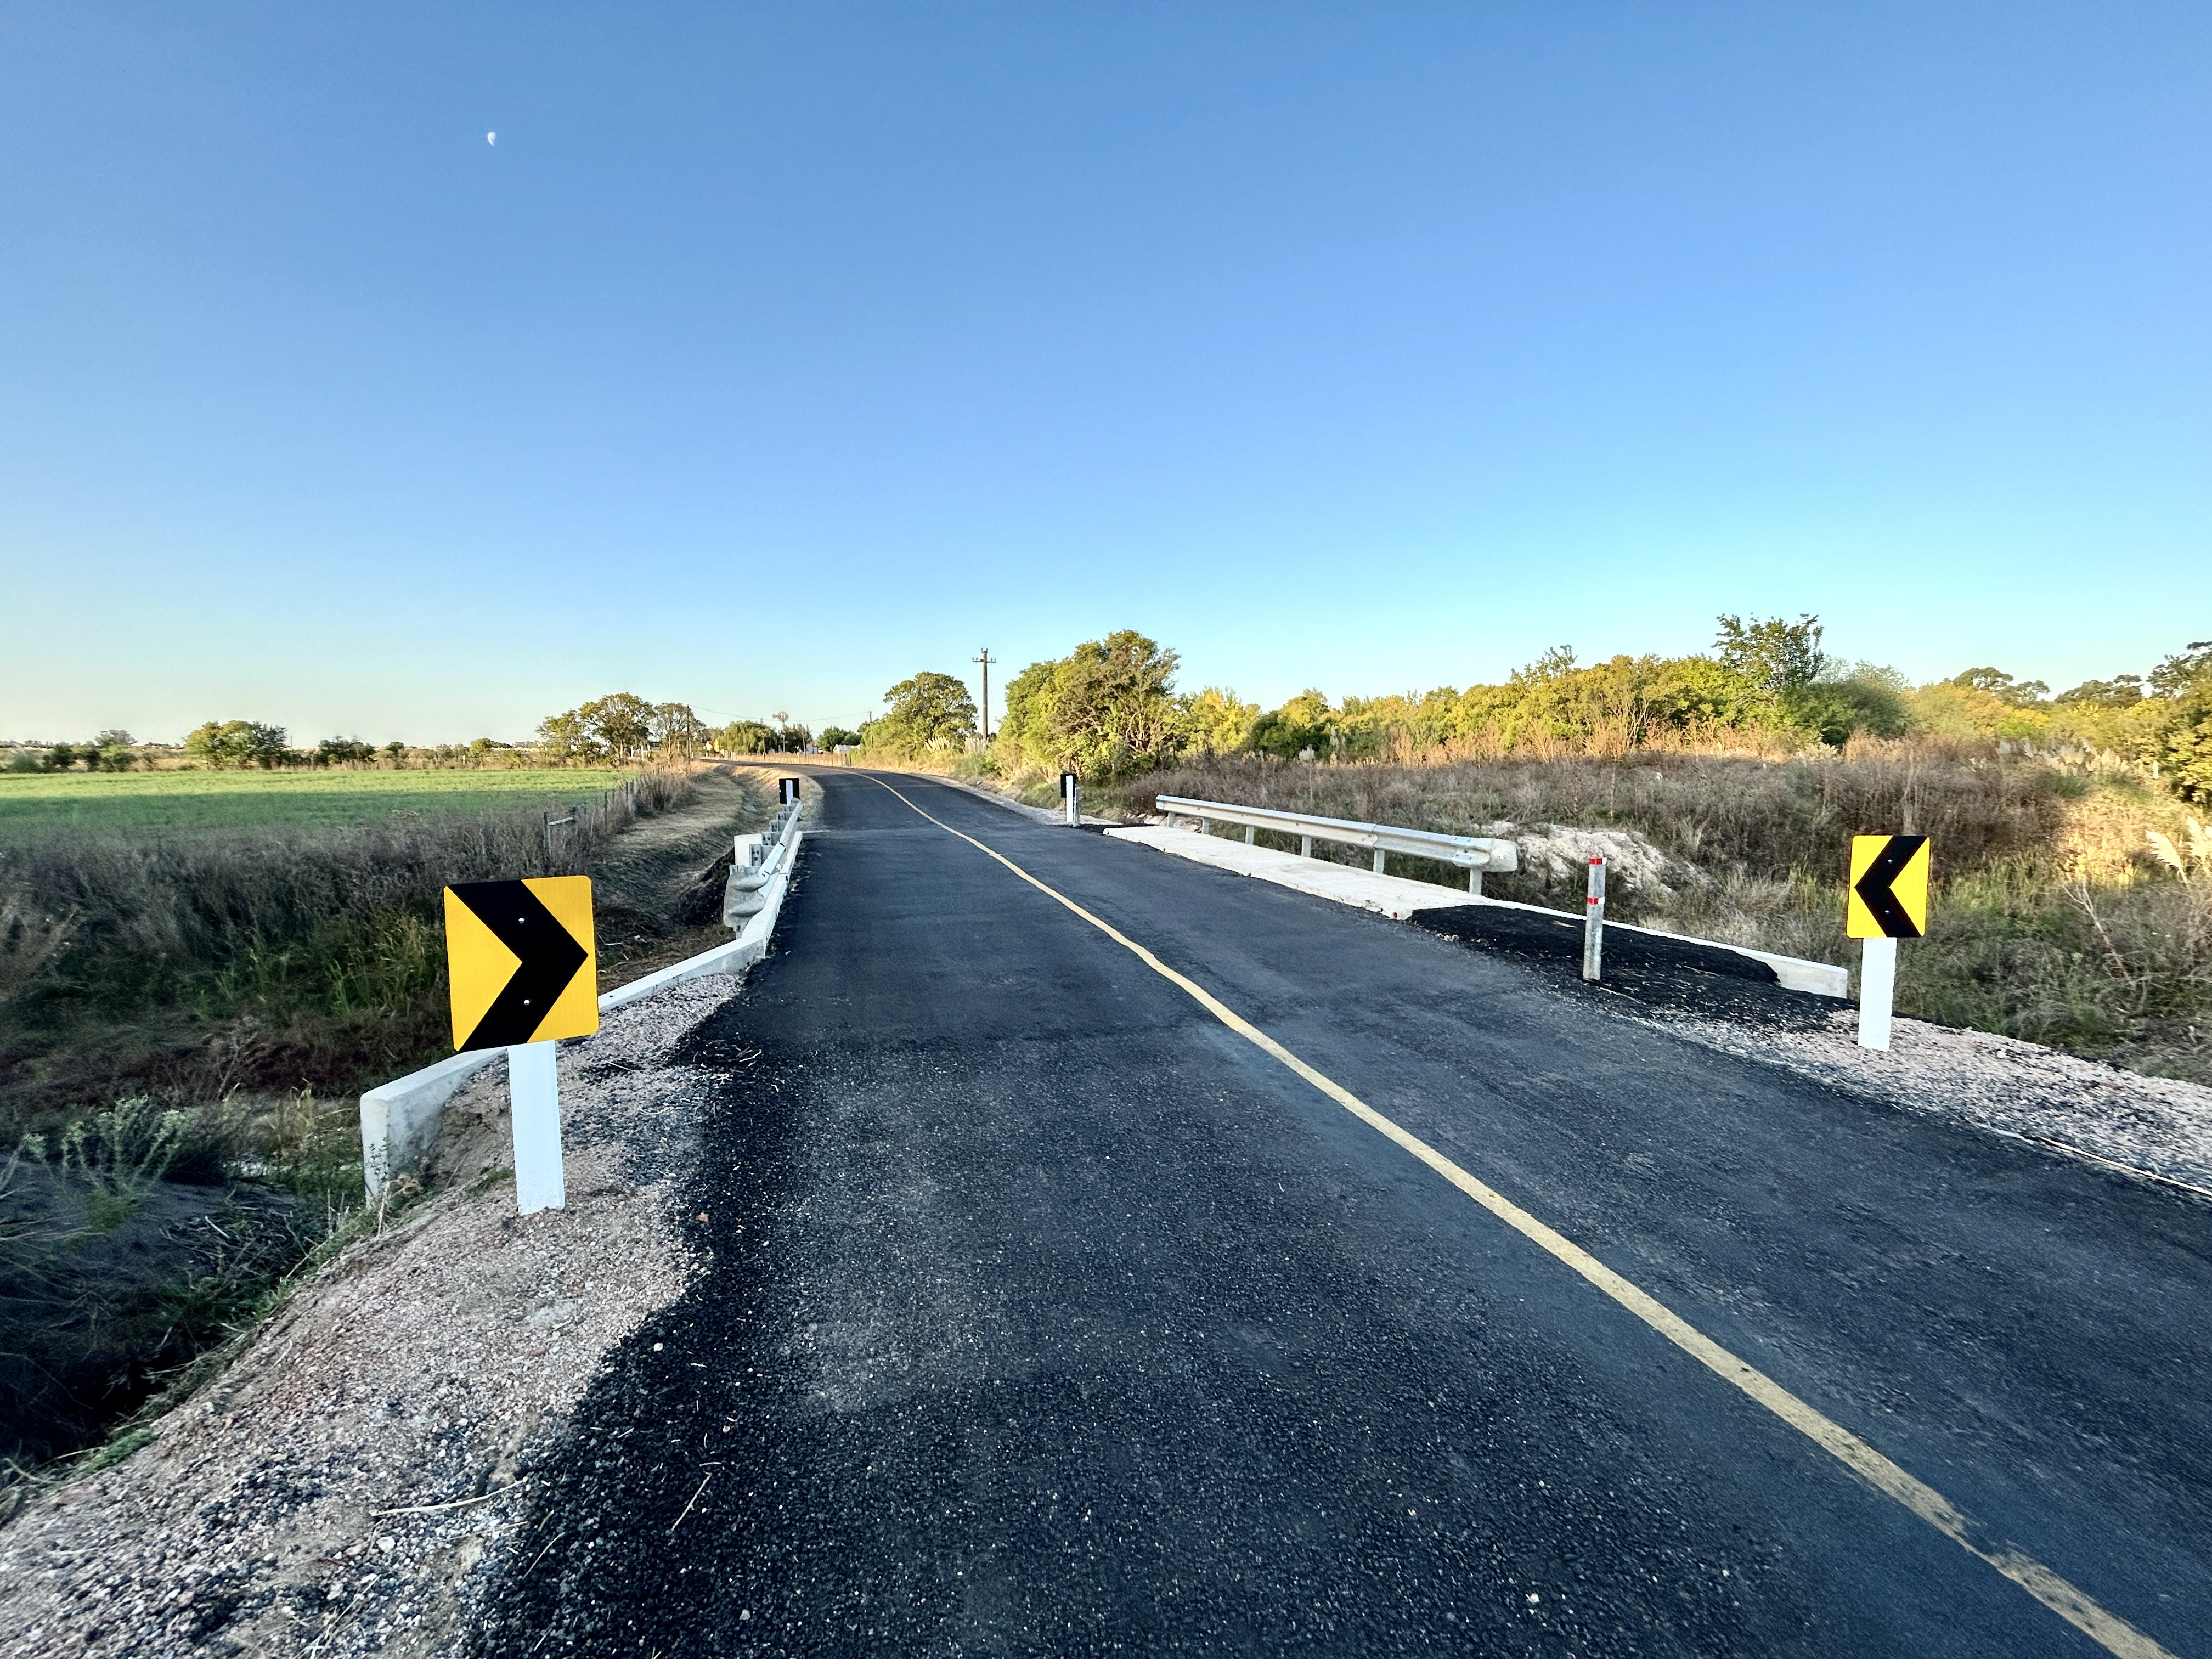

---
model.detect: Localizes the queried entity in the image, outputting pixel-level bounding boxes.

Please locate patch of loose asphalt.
[470,770,2210,1658]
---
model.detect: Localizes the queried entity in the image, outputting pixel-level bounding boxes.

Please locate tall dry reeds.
[0,769,698,1133]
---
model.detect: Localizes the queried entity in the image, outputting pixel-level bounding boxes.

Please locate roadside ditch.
[0,767,770,1498]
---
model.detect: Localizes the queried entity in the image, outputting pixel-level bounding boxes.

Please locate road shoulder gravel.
[0,975,737,1659]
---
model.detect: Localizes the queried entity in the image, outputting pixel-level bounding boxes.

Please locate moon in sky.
[486,131,496,146]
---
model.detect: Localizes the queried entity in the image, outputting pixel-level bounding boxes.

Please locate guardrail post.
[1582,856,1606,981]
[1373,849,1386,875]
[1245,826,1256,845]
[1300,834,1313,858]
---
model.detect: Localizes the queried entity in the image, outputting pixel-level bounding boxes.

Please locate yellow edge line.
[867,775,2176,1659]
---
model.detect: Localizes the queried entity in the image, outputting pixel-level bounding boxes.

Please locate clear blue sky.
[4,2,2207,743]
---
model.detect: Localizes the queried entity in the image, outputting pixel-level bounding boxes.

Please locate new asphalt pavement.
[472,769,2211,1657]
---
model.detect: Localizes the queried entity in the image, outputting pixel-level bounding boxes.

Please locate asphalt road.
[473,769,2211,1657]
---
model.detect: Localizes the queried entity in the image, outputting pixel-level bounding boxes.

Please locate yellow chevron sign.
[1847,836,1931,939]
[444,876,599,1051]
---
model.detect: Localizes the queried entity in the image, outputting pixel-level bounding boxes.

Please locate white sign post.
[508,1040,567,1214]
[1858,937,1897,1052]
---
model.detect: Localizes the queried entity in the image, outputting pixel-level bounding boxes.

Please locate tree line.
[855,621,2212,804]
[7,693,841,775]
[534,693,836,762]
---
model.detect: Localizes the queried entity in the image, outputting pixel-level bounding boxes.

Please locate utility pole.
[973,648,995,742]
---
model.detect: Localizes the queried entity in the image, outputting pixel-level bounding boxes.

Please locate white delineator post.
[507,1040,566,1214]
[1062,771,1080,827]
[1858,936,1897,1052]
[1582,856,1606,982]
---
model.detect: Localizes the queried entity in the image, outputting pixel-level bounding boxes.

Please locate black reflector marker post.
[1582,856,1606,981]
[1061,771,1080,827]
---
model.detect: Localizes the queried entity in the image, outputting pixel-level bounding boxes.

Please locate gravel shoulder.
[1648,1003,2212,1198]
[0,975,739,1659]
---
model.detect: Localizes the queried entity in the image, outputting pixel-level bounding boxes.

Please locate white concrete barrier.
[359,1049,503,1198]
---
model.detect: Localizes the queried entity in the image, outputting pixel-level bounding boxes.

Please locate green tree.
[2140,643,2212,802]
[996,660,1060,759]
[714,720,777,754]
[535,710,604,764]
[577,693,654,759]
[1946,667,2051,706]
[1251,690,1334,759]
[46,743,78,771]
[2054,676,2143,709]
[183,720,289,769]
[651,702,710,758]
[1179,687,1261,757]
[315,736,377,766]
[819,727,862,749]
[870,672,978,755]
[1714,614,1827,698]
[92,730,137,771]
[1043,630,1182,776]
[1643,657,1766,732]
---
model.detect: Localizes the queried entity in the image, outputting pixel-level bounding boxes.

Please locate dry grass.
[0,768,710,1478]
[1107,746,2212,1084]
[0,767,697,1142]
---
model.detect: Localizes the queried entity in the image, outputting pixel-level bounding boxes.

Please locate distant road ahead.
[477,769,2210,1657]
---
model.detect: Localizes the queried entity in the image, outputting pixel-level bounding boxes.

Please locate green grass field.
[0,768,631,843]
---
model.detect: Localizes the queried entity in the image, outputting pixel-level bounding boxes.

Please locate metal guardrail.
[1155,795,1517,890]
[725,799,803,923]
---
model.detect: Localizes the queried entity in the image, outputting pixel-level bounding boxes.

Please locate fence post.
[1582,856,1606,981]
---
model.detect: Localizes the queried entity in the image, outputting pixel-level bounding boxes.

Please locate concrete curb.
[359,830,807,1198]
[1108,822,1849,999]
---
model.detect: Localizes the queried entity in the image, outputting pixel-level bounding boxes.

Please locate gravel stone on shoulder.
[0,970,744,1658]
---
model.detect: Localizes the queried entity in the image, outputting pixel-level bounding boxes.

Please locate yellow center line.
[865,773,2176,1659]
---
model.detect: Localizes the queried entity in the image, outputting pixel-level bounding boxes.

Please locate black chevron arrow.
[1854,836,1927,939]
[449,879,589,1050]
